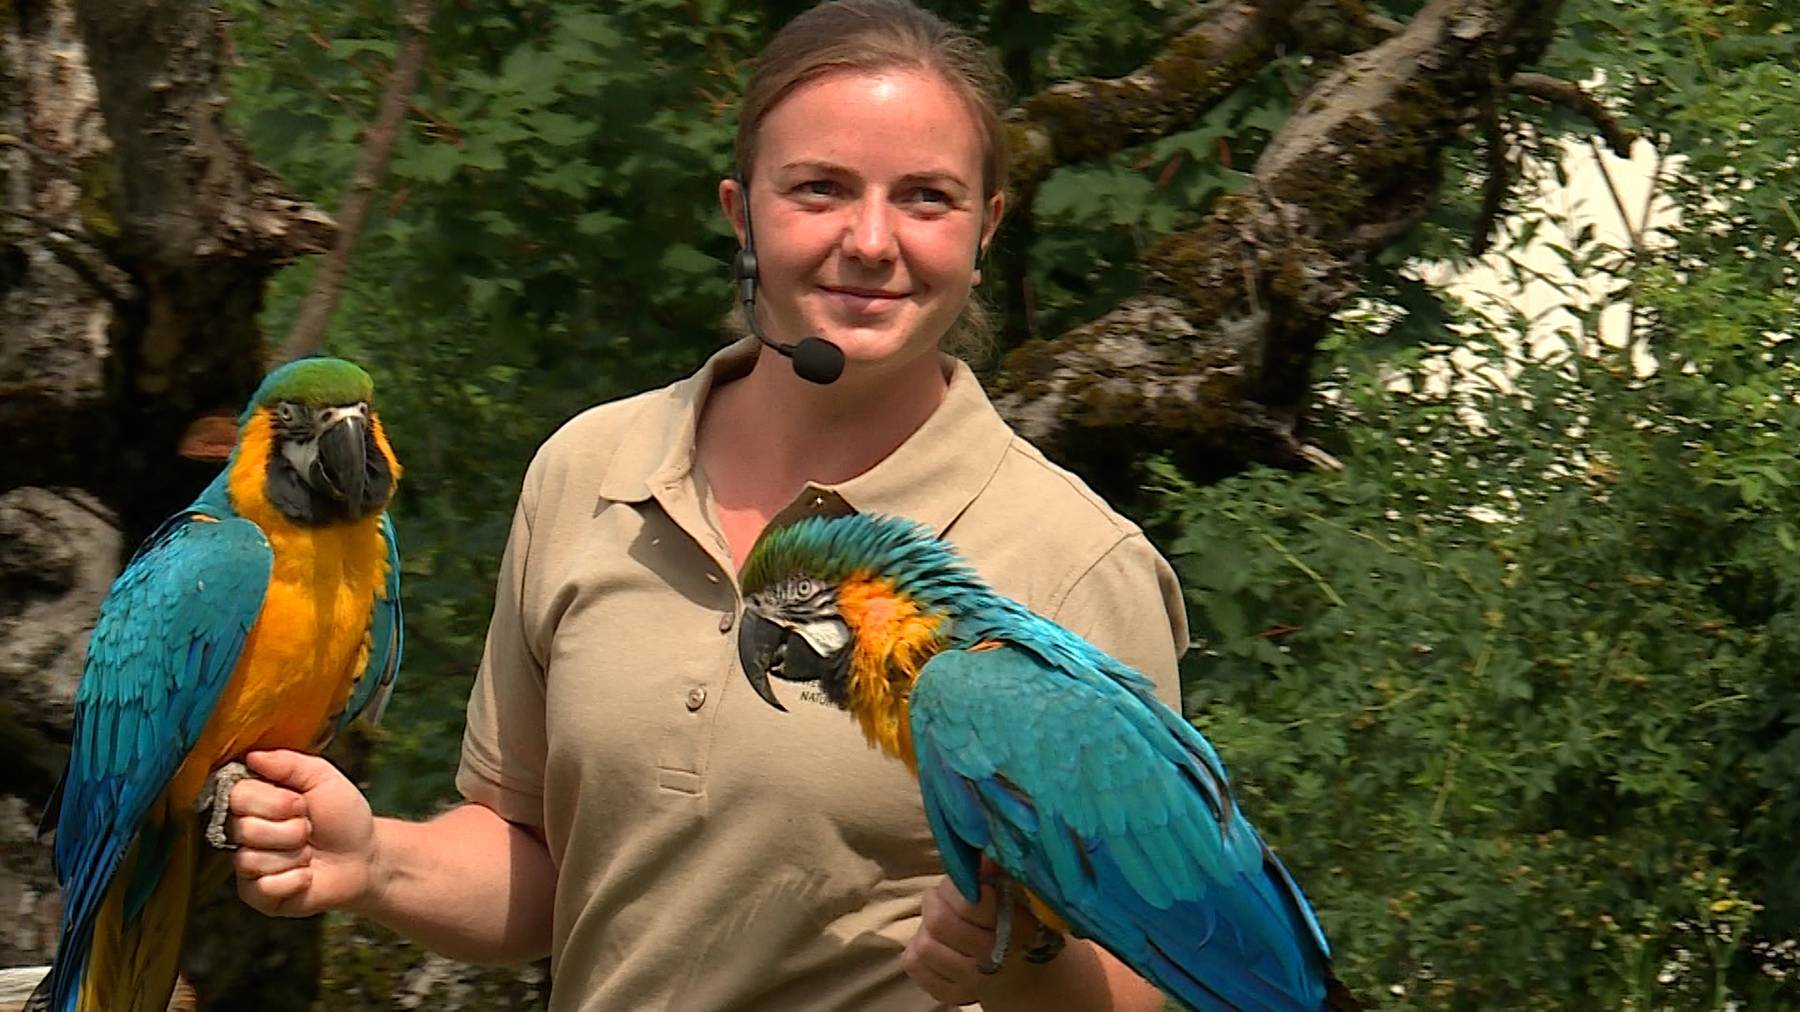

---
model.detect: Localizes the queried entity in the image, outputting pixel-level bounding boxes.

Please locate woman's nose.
[841,196,898,264]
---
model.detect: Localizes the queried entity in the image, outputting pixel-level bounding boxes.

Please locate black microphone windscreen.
[790,337,846,385]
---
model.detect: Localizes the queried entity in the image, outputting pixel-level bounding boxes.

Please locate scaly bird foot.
[978,879,1016,975]
[1024,924,1067,964]
[196,760,250,851]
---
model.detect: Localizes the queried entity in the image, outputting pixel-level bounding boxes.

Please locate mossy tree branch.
[1005,0,1407,198]
[993,0,1570,493]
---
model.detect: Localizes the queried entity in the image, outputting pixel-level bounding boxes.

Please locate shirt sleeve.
[1050,532,1190,709]
[455,471,549,830]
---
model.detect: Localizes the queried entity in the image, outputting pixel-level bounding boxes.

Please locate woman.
[226,2,1188,1009]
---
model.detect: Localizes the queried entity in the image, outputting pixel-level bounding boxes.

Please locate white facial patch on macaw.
[280,437,320,480]
[319,404,368,429]
[794,617,850,658]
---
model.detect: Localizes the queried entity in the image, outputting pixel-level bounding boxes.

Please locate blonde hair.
[735,0,1011,361]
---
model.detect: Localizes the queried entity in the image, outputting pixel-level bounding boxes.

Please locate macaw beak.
[737,608,790,712]
[314,405,370,517]
[738,607,856,712]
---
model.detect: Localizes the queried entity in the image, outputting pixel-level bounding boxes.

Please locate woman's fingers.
[229,814,311,851]
[231,845,313,879]
[229,775,306,821]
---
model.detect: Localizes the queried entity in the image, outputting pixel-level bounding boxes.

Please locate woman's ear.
[720,176,749,246]
[981,190,1006,249]
[973,191,1005,285]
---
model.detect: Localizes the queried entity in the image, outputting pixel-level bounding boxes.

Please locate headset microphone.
[733,176,846,385]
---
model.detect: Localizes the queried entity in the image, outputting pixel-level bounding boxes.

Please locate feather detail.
[163,411,392,805]
[833,573,943,767]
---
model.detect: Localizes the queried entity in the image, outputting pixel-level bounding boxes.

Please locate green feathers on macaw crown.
[741,513,989,613]
[739,512,1003,719]
[239,357,376,423]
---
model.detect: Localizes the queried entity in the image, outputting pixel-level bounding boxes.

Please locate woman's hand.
[902,860,1042,1006]
[226,749,377,918]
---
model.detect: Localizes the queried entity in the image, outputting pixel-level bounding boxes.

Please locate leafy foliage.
[1153,322,1800,1005]
[1144,2,1800,1004]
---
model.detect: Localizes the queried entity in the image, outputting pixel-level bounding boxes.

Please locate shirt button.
[718,611,734,633]
[686,687,707,711]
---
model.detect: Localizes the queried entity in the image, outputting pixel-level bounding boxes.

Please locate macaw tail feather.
[30,819,201,1012]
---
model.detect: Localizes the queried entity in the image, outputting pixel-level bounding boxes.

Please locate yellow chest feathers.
[171,414,394,799]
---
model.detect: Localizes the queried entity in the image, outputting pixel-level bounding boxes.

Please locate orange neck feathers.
[834,574,944,770]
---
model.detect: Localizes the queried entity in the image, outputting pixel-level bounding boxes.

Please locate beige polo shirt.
[457,338,1189,1012]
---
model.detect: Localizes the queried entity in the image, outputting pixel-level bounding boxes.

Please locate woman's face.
[724,69,1002,379]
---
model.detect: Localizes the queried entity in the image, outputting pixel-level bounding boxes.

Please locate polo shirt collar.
[596,337,1014,536]
[595,339,758,505]
[823,357,1012,536]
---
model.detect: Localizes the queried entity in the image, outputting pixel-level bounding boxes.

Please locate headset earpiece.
[731,170,844,384]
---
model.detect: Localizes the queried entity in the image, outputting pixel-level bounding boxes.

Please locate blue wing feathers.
[335,512,402,736]
[42,509,271,1011]
[910,633,1332,1011]
[915,742,987,903]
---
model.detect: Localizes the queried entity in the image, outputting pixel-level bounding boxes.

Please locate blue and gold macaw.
[737,506,1354,1012]
[29,357,404,1012]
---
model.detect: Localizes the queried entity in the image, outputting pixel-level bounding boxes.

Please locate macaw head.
[737,510,983,726]
[239,356,401,524]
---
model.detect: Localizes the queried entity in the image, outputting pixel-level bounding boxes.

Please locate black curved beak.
[737,608,789,712]
[315,408,369,516]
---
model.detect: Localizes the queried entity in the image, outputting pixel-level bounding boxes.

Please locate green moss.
[1015,24,1274,176]
[77,155,123,241]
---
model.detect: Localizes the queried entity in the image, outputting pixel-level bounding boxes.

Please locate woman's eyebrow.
[896,170,970,191]
[776,159,855,177]
[773,161,971,191]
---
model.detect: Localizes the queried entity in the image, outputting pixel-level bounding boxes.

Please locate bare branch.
[278,0,434,364]
[1586,135,1642,251]
[1510,71,1636,157]
[1355,198,1434,250]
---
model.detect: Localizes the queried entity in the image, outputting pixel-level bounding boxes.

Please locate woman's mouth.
[820,285,908,315]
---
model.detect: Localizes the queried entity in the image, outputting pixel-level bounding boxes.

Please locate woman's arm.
[229,748,556,964]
